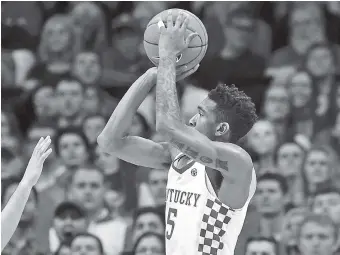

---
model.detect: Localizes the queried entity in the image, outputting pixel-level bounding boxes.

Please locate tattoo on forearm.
[171,138,229,171]
[156,55,182,122]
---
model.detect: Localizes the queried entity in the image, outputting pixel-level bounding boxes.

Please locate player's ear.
[215,122,229,136]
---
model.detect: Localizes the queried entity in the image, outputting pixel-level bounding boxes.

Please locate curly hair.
[208,84,258,142]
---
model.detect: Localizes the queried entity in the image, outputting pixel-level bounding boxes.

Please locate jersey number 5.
[166,207,177,240]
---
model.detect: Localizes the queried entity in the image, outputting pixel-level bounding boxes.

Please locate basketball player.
[1,136,52,251]
[98,11,257,255]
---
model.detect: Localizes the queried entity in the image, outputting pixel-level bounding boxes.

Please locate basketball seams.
[144,40,207,49]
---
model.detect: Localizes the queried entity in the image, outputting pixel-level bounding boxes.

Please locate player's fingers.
[185,32,199,46]
[175,11,184,29]
[35,137,44,148]
[41,148,52,161]
[157,18,166,33]
[179,16,189,33]
[167,10,173,29]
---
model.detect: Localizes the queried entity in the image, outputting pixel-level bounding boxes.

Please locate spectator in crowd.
[297,213,338,255]
[124,207,165,252]
[67,166,128,255]
[82,114,107,147]
[1,109,23,153]
[49,201,88,253]
[147,169,168,209]
[54,242,71,255]
[275,141,305,206]
[70,232,104,255]
[311,187,340,227]
[55,77,86,128]
[246,120,278,173]
[281,207,308,255]
[302,146,335,200]
[245,237,278,255]
[133,232,165,255]
[72,51,102,87]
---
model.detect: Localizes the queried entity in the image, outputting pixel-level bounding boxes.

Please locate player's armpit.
[98,135,172,169]
[158,120,253,180]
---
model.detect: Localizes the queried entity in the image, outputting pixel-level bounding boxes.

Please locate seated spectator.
[270,3,340,69]
[281,207,308,255]
[133,232,165,255]
[68,166,128,255]
[245,120,278,173]
[311,187,340,227]
[302,146,336,201]
[49,201,88,253]
[297,213,338,255]
[1,147,24,180]
[72,51,102,87]
[54,242,71,255]
[1,109,23,154]
[245,237,278,255]
[27,14,77,90]
[55,77,86,128]
[124,207,165,252]
[275,141,305,206]
[82,114,107,147]
[70,232,104,255]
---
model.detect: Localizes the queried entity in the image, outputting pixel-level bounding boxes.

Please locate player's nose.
[189,115,197,127]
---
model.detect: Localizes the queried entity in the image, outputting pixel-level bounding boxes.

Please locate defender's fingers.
[157,18,166,33]
[41,148,52,161]
[39,136,51,153]
[166,10,173,29]
[175,11,184,29]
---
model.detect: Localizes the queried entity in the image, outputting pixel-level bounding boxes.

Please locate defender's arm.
[97,70,172,169]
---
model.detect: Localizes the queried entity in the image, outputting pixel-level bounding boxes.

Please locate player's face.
[133,213,164,242]
[3,183,37,223]
[148,169,168,206]
[264,87,290,121]
[247,121,277,156]
[189,98,219,140]
[277,143,304,177]
[83,116,106,145]
[135,236,164,255]
[58,134,88,167]
[313,193,340,225]
[69,170,106,212]
[298,222,335,255]
[71,236,102,255]
[73,52,101,85]
[56,81,84,118]
[290,73,313,108]
[304,151,330,185]
[53,211,87,241]
[255,180,285,215]
[246,240,276,255]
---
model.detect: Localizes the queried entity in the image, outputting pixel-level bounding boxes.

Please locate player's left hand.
[22,136,52,187]
[158,10,198,57]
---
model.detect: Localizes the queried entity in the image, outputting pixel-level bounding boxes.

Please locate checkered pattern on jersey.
[198,198,234,255]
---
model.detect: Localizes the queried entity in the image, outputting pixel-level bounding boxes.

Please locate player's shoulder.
[215,142,253,167]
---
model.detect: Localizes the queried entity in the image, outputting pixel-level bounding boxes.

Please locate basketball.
[143,9,208,71]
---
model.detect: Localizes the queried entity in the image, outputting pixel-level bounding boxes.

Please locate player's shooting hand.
[148,64,199,82]
[22,136,52,187]
[158,10,198,57]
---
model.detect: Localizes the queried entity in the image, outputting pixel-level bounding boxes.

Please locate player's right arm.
[97,69,173,169]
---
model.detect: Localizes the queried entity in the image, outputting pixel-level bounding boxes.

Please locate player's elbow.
[97,134,119,153]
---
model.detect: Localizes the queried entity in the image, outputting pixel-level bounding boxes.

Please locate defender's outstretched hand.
[158,10,198,57]
[22,136,52,187]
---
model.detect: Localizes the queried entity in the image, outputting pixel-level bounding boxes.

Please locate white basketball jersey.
[165,154,256,255]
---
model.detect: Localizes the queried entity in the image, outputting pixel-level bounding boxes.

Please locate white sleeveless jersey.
[165,154,256,255]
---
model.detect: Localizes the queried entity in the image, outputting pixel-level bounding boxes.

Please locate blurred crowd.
[1,1,340,255]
